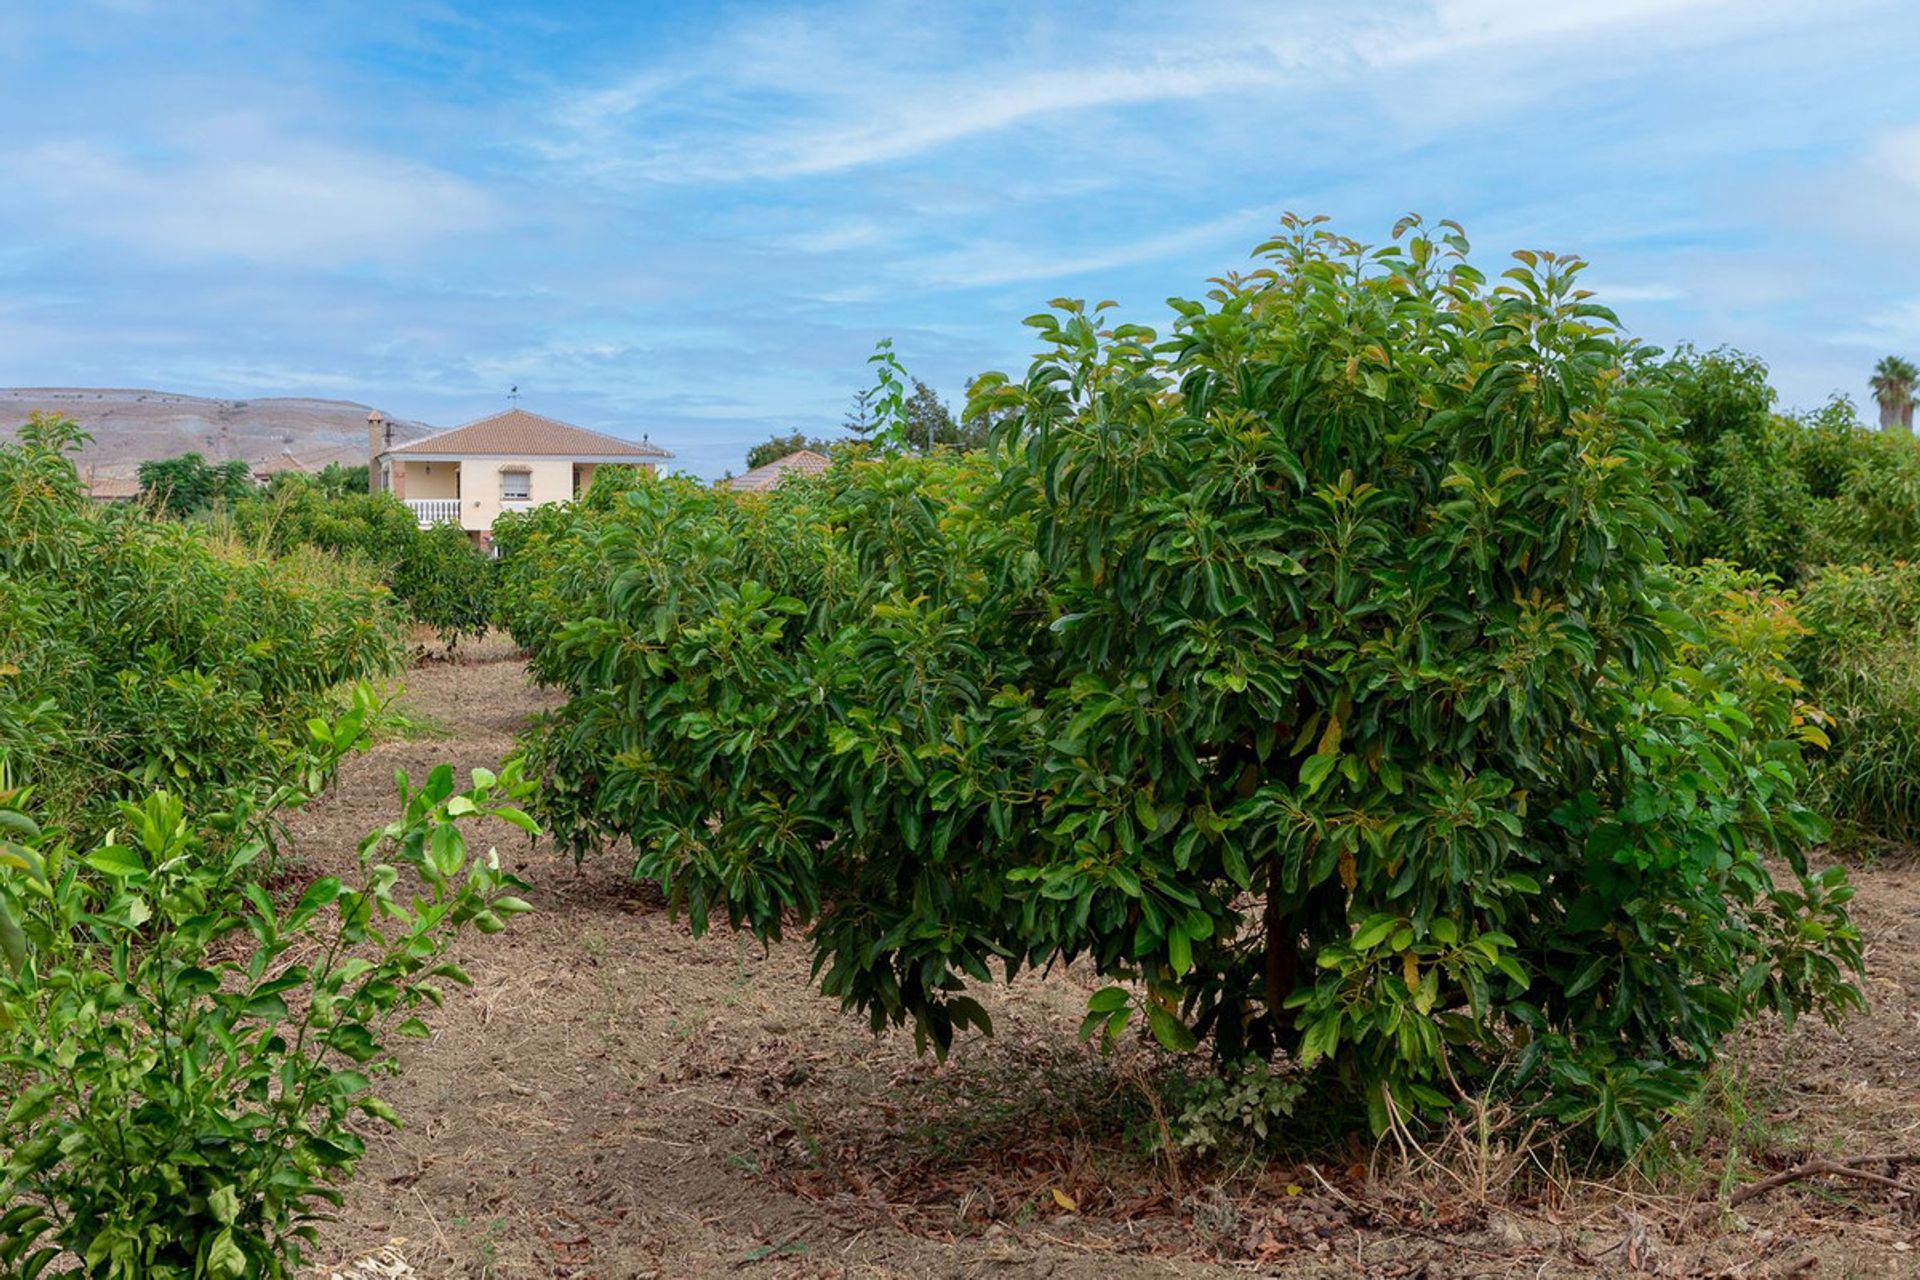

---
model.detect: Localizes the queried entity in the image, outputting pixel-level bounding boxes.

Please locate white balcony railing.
[404,498,462,526]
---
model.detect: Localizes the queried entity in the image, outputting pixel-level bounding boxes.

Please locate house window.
[501,470,531,502]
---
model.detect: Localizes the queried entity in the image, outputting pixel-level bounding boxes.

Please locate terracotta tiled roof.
[256,448,312,475]
[83,470,143,500]
[385,408,672,460]
[722,449,831,492]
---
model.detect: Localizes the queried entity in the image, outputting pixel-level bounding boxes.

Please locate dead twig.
[1690,1155,1920,1227]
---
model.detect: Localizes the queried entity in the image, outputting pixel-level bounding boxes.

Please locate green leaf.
[84,844,145,879]
[1298,752,1339,795]
[206,1228,246,1279]
[1147,1004,1197,1053]
[207,1184,241,1227]
[1168,930,1192,976]
[0,900,25,974]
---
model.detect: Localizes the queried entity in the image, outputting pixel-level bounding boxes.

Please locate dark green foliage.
[1806,429,1920,566]
[901,378,987,453]
[0,416,406,835]
[389,522,496,645]
[1790,396,1869,502]
[308,461,370,498]
[506,219,1861,1150]
[1669,347,1809,579]
[842,386,880,439]
[137,452,254,516]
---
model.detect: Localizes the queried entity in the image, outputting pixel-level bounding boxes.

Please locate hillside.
[0,388,436,494]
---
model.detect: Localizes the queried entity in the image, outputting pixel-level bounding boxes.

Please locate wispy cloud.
[905,206,1282,289]
[16,128,493,266]
[0,0,1915,479]
[554,56,1294,184]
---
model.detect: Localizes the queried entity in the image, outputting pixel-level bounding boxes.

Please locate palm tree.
[1871,355,1918,432]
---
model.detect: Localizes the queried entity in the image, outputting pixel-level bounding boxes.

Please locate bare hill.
[0,388,437,492]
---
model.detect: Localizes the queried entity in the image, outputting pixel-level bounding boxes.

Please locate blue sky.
[1,0,1916,479]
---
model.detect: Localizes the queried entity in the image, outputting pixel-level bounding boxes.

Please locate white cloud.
[1872,125,1920,192]
[1371,0,1735,65]
[558,55,1292,184]
[1586,282,1682,303]
[783,220,890,253]
[18,128,494,266]
[1831,298,1920,352]
[540,0,1855,188]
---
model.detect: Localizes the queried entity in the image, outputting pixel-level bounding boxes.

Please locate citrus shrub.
[0,416,405,834]
[511,218,1862,1148]
[0,702,536,1277]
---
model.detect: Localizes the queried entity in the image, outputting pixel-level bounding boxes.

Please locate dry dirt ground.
[289,652,1920,1279]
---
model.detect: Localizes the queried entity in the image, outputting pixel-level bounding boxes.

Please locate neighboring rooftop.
[384,408,673,460]
[81,467,143,501]
[721,449,831,492]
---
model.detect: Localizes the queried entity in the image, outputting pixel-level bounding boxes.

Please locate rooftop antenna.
[508,384,520,405]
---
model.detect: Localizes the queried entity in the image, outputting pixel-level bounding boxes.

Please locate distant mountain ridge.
[0,387,438,493]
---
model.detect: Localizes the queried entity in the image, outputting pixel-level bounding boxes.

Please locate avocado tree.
[516,217,1861,1147]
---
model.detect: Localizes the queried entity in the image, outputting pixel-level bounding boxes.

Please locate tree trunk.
[1264,858,1299,1036]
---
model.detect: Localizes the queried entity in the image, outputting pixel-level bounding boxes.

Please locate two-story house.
[369,407,672,549]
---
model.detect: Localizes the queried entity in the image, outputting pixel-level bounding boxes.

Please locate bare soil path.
[292,654,1920,1279]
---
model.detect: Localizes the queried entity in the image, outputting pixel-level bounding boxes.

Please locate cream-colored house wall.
[406,463,459,500]
[455,457,574,533]
[384,454,649,536]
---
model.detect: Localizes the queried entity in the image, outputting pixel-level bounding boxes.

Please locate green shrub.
[1795,562,1920,847]
[1167,1059,1306,1158]
[229,480,495,649]
[1806,429,1920,566]
[389,522,495,648]
[510,218,1862,1150]
[137,453,254,517]
[0,417,406,834]
[1789,396,1870,502]
[0,704,535,1277]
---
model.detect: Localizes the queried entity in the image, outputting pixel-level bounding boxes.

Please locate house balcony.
[405,498,462,526]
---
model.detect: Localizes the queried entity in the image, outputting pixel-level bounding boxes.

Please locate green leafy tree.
[1806,430,1920,565]
[899,379,990,453]
[962,373,1020,446]
[1870,355,1918,432]
[1668,347,1808,579]
[137,453,254,517]
[510,218,1863,1150]
[1789,396,1869,502]
[309,462,370,498]
[389,521,495,648]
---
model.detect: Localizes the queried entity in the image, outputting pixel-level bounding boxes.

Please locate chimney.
[367,410,387,493]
